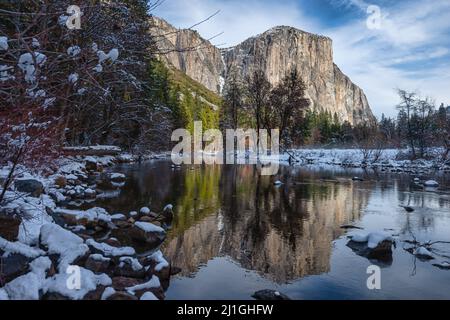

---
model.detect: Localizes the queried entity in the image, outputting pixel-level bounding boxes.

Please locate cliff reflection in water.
[162,164,370,283]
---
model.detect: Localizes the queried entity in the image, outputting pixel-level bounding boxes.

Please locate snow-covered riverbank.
[0,151,173,300]
[288,148,450,173]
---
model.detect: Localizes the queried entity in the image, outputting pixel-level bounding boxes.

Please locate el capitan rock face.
[150,17,225,94]
[151,17,375,125]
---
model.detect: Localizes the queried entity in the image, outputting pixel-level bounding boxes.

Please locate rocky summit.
[150,17,375,125]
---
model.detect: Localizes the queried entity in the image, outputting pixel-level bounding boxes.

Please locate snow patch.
[67,46,81,57]
[351,232,393,249]
[119,256,143,271]
[97,48,119,63]
[85,239,135,257]
[4,256,51,300]
[31,38,40,48]
[414,247,434,258]
[126,275,160,294]
[0,65,14,82]
[0,36,8,50]
[134,221,165,234]
[0,237,44,258]
[17,52,47,83]
[140,291,158,300]
[55,207,112,224]
[101,287,116,300]
[68,73,79,83]
[148,250,169,272]
[0,289,9,300]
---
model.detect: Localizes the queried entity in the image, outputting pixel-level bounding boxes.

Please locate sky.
[152,0,450,119]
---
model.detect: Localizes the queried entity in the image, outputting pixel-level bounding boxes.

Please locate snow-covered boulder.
[43,267,111,300]
[141,250,170,281]
[413,247,434,260]
[424,180,439,187]
[39,223,89,271]
[0,236,44,259]
[1,192,54,245]
[129,211,138,218]
[114,256,145,278]
[4,271,43,300]
[54,207,112,227]
[111,213,127,222]
[3,256,52,300]
[129,222,166,247]
[347,232,394,263]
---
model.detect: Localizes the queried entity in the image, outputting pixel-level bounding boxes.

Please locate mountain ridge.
[150,16,375,125]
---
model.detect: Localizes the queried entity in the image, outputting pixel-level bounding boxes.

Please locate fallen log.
[62,145,122,156]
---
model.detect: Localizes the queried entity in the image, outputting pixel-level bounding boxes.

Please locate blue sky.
[153,0,450,118]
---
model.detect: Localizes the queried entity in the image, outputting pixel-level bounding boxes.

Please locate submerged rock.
[433,262,450,270]
[340,224,363,230]
[252,289,291,300]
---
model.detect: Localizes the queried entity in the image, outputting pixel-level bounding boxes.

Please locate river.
[93,160,450,299]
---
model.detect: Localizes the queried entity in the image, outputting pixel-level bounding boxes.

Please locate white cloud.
[327,0,450,117]
[153,0,450,118]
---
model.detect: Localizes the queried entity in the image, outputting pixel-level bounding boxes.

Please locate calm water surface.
[94,160,450,300]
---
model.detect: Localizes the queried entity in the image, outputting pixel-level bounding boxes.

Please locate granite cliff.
[151,17,375,125]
